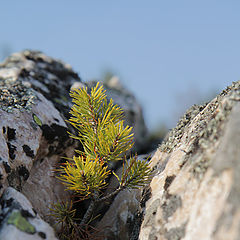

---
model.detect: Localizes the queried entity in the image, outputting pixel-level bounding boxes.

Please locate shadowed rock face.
[139,81,240,240]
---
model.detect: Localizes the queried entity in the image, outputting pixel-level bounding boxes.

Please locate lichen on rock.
[0,187,58,240]
[0,78,36,112]
[7,211,36,234]
[139,81,240,240]
[159,103,207,153]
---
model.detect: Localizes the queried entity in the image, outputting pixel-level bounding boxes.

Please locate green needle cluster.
[53,82,152,239]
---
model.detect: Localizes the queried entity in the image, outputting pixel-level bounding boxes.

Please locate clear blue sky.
[1,1,240,130]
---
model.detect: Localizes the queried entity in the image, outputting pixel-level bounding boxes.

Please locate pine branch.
[96,187,123,203]
[80,199,96,226]
[52,82,153,239]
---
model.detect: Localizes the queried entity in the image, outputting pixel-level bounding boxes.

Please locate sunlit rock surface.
[139,81,240,240]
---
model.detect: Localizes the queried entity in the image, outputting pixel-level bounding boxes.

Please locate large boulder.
[139,81,240,240]
[0,50,79,225]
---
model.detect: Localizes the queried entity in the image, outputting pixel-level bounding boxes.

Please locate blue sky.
[1,1,240,130]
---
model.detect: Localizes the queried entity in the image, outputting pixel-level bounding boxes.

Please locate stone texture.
[0,50,80,119]
[0,187,58,240]
[98,187,141,240]
[139,81,240,240]
[0,51,80,225]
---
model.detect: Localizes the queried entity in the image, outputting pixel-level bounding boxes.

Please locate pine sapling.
[53,82,152,238]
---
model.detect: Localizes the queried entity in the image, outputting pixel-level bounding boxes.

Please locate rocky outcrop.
[139,81,240,240]
[0,50,149,239]
[0,51,80,227]
[1,50,240,240]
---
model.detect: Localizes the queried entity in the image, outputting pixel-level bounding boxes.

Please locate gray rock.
[139,81,240,240]
[0,50,81,227]
[0,187,58,240]
[0,50,81,118]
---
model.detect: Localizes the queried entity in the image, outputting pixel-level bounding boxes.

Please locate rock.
[0,50,80,119]
[0,187,58,240]
[98,188,141,240]
[0,50,80,225]
[139,81,240,240]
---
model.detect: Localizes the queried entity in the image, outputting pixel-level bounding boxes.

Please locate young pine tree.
[53,82,152,239]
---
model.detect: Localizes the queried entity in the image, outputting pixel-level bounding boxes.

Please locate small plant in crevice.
[52,83,152,239]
